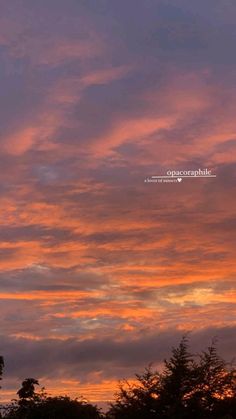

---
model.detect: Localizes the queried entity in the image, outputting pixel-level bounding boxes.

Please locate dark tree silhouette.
[157,335,197,418]
[17,378,39,402]
[108,366,162,419]
[4,378,103,419]
[107,337,236,419]
[26,395,102,419]
[189,341,236,418]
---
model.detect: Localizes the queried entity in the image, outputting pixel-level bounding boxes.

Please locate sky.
[0,0,236,407]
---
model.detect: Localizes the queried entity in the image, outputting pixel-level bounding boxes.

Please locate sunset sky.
[0,0,236,407]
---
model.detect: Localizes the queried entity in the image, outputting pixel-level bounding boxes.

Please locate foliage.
[107,337,236,419]
[3,378,102,419]
[107,366,162,419]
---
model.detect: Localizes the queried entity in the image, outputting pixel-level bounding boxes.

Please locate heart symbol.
[177,178,182,182]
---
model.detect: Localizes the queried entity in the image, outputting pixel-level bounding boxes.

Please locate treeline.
[0,337,235,418]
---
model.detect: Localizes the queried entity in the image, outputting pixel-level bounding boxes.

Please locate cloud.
[0,326,235,401]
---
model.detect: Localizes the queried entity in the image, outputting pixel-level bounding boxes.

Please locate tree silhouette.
[17,378,39,402]
[107,337,236,419]
[27,395,102,419]
[157,335,197,418]
[108,366,162,419]
[189,341,236,418]
[4,379,102,419]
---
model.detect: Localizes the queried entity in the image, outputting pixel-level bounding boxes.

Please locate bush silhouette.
[3,379,102,419]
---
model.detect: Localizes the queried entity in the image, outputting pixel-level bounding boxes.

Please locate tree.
[4,378,103,419]
[29,395,102,419]
[107,366,162,419]
[158,335,197,418]
[107,337,236,419]
[3,378,40,419]
[17,378,39,403]
[189,341,236,418]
